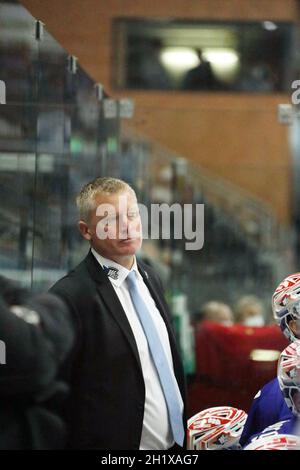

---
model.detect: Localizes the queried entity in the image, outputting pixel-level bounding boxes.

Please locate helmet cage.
[273,274,300,341]
[278,341,300,416]
[280,386,300,417]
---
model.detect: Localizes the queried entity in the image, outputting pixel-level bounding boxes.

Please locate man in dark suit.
[50,176,186,450]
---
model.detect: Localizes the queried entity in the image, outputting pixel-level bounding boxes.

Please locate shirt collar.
[91,248,139,287]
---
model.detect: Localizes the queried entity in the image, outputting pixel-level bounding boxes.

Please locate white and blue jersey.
[240,377,293,446]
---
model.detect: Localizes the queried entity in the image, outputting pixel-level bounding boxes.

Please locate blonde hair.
[201,301,233,323]
[235,295,264,322]
[76,177,133,221]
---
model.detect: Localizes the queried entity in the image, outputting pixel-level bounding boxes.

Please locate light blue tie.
[126,271,184,446]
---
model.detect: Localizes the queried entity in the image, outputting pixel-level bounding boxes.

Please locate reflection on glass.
[0,2,38,104]
[113,18,293,92]
[0,151,35,284]
[37,30,68,104]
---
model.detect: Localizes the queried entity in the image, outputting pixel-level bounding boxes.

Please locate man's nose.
[119,215,129,233]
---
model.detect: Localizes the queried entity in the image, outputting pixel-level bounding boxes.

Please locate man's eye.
[106,217,117,223]
[128,212,139,220]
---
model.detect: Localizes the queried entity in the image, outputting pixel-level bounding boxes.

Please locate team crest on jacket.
[103,266,119,280]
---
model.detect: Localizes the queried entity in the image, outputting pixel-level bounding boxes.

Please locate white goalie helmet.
[272,273,300,342]
[187,406,247,450]
[244,434,300,450]
[278,340,300,417]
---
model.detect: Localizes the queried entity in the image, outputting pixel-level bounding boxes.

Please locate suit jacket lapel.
[84,252,143,372]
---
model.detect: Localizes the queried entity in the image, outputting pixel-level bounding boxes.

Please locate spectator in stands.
[197,300,234,327]
[137,38,171,90]
[236,62,275,93]
[182,48,218,91]
[235,295,265,327]
[0,275,74,449]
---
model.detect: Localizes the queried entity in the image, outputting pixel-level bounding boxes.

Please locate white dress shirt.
[91,248,183,450]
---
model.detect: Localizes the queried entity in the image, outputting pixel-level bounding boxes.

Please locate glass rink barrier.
[0,0,300,452]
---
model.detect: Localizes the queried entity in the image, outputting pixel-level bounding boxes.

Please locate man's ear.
[78,220,92,241]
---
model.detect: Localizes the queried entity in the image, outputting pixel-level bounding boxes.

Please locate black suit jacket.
[50,251,187,450]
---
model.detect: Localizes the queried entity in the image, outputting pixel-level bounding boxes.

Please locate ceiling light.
[203,49,239,67]
[160,48,199,71]
[263,21,278,31]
